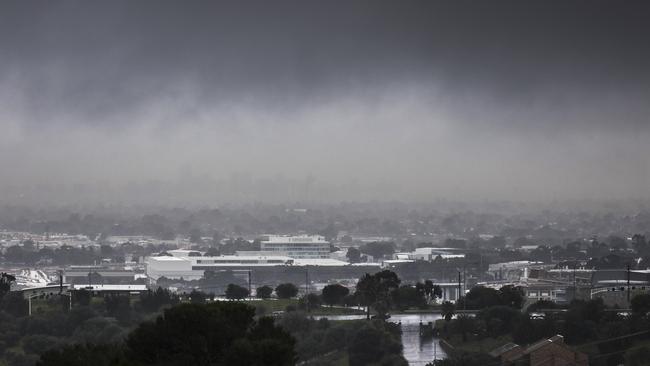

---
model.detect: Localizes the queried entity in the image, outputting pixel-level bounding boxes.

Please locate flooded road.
[314,313,447,365]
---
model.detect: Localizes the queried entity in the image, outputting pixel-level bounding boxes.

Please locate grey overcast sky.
[1,0,649,205]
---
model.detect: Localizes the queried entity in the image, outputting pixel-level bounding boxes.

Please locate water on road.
[314,313,448,365]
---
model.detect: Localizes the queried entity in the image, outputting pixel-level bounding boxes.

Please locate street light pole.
[627,264,631,303]
[248,270,252,299]
[28,294,40,316]
[59,292,72,312]
[457,271,461,303]
[305,266,310,313]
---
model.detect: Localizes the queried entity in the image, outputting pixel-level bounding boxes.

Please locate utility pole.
[457,271,461,304]
[463,265,467,311]
[305,266,310,313]
[248,270,251,297]
[573,262,578,301]
[627,264,631,303]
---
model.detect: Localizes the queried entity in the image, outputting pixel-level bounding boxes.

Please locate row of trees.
[278,312,407,365]
[436,287,650,366]
[355,271,444,318]
[217,271,445,319]
[38,302,296,366]
[222,283,300,301]
[0,242,170,266]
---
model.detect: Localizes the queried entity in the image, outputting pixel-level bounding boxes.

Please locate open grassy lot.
[241,298,365,315]
[242,298,298,312]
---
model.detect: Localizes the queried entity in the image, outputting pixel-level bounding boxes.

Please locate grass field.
[241,298,365,315]
[242,298,298,312]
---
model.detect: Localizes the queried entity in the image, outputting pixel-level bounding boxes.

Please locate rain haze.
[2,0,650,206]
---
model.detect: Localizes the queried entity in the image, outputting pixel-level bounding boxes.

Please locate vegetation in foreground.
[0,270,416,366]
[428,285,650,366]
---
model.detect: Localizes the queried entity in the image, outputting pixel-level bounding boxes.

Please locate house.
[490,335,588,366]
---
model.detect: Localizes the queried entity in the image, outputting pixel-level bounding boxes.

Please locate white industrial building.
[392,247,466,262]
[259,235,330,259]
[145,249,357,280]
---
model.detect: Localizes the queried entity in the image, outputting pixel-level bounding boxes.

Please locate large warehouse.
[145,249,380,283]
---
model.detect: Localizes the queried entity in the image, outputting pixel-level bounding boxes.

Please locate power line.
[574,329,650,349]
[590,342,650,361]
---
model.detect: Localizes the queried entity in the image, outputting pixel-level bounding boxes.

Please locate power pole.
[305,266,310,313]
[457,271,461,304]
[248,270,252,299]
[627,264,631,303]
[573,262,577,301]
[463,265,467,311]
[479,254,483,282]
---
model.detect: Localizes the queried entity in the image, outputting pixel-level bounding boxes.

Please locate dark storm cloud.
[2,0,649,126]
[1,0,649,204]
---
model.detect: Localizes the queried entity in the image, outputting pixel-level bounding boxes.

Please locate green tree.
[225,284,249,300]
[346,247,361,263]
[256,285,273,299]
[391,285,426,310]
[321,284,349,306]
[348,323,404,366]
[423,280,437,303]
[526,299,557,313]
[441,301,455,322]
[453,315,476,342]
[432,284,443,300]
[1,272,16,298]
[73,289,91,307]
[478,305,521,337]
[22,334,61,356]
[459,286,502,310]
[37,344,126,366]
[275,283,299,299]
[103,295,131,323]
[139,287,178,313]
[355,270,400,319]
[299,293,322,311]
[223,317,297,366]
[631,293,650,317]
[625,346,650,366]
[1,292,28,317]
[498,285,525,309]
[125,302,295,366]
[189,289,206,304]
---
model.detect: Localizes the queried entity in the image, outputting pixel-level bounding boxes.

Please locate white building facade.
[259,235,330,259]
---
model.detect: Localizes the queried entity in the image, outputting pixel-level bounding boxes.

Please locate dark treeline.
[433,286,650,366]
[0,268,426,366]
[1,242,172,266]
